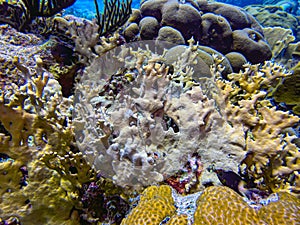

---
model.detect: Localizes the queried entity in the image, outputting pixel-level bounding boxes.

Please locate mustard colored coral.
[121,185,300,225]
[194,186,265,225]
[121,185,176,225]
[259,191,300,225]
[194,186,300,225]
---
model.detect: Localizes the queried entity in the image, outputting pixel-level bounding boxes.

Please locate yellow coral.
[0,58,85,224]
[194,186,265,225]
[214,61,299,194]
[122,185,300,225]
[166,214,188,225]
[259,191,300,225]
[194,186,300,225]
[121,185,176,225]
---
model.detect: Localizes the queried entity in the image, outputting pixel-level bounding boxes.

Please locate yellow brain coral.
[121,185,177,225]
[194,186,265,225]
[259,191,300,225]
[195,186,300,225]
[122,185,300,225]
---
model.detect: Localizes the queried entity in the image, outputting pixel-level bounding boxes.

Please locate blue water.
[64,0,299,20]
[64,0,140,19]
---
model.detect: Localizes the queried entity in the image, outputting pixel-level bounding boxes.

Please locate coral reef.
[124,0,272,64]
[0,24,129,225]
[213,61,300,194]
[73,41,247,189]
[245,4,300,40]
[0,0,299,223]
[121,185,300,225]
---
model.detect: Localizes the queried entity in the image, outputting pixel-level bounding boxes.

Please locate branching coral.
[52,15,124,64]
[0,47,130,223]
[73,41,247,189]
[213,59,300,194]
[0,56,79,224]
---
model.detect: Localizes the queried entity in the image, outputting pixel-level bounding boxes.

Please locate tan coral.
[74,43,247,189]
[263,27,295,59]
[213,60,300,194]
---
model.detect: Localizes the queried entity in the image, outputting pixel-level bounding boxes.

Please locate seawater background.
[64,0,265,20]
[64,0,141,19]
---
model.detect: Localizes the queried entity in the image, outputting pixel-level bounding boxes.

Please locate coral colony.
[0,0,299,224]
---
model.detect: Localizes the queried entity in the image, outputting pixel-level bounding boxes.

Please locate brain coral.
[120,185,178,225]
[194,186,300,225]
[194,186,266,225]
[73,41,246,189]
[124,0,272,64]
[121,185,300,225]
